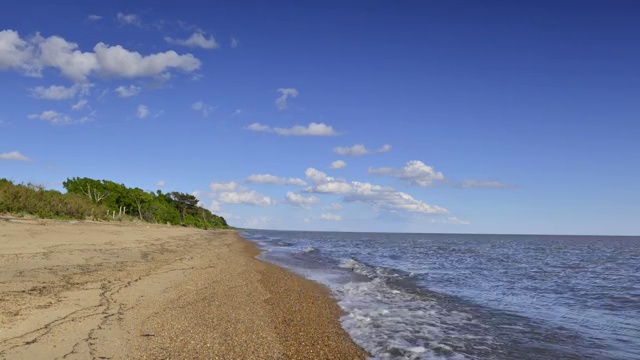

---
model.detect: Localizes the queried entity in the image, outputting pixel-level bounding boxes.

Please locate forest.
[0,177,228,229]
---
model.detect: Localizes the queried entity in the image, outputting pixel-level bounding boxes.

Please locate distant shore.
[0,218,367,359]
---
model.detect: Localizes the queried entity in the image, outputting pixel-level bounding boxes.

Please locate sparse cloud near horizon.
[165,32,219,49]
[156,180,165,187]
[204,181,275,207]
[320,213,342,221]
[246,174,306,186]
[303,167,449,215]
[285,191,319,208]
[431,217,470,225]
[369,160,445,187]
[0,151,31,161]
[275,88,298,110]
[246,122,338,136]
[459,179,514,189]
[333,144,392,156]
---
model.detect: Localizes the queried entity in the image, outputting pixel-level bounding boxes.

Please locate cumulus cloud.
[165,32,219,49]
[116,13,141,26]
[30,84,86,100]
[303,167,448,215]
[191,101,214,117]
[204,181,276,207]
[0,151,30,161]
[333,144,392,156]
[369,160,445,187]
[136,104,149,119]
[0,30,201,82]
[320,213,342,221]
[218,190,275,206]
[115,85,141,97]
[285,192,319,208]
[246,122,337,136]
[246,174,306,186]
[156,180,165,187]
[93,43,200,79]
[330,160,346,169]
[459,180,514,189]
[209,181,239,192]
[275,88,298,110]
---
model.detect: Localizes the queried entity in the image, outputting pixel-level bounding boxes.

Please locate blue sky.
[1,1,638,235]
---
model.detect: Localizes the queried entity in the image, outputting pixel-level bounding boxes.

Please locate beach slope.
[0,219,366,359]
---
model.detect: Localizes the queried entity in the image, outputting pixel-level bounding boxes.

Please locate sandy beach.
[0,218,367,359]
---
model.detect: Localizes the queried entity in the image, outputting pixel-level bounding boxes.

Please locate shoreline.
[0,218,367,359]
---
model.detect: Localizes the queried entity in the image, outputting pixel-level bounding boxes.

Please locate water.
[241,231,640,359]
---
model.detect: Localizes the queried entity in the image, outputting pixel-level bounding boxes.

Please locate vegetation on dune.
[0,177,229,229]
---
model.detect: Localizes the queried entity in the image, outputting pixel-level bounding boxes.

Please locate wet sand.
[0,218,367,359]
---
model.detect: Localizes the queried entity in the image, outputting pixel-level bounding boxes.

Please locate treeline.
[0,177,228,229]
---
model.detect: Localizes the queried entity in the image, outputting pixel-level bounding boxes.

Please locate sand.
[0,218,368,359]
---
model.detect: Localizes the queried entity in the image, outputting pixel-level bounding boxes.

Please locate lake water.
[241,230,640,359]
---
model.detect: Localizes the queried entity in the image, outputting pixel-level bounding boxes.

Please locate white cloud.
[333,144,392,156]
[87,15,103,21]
[71,99,88,111]
[285,191,319,208]
[93,42,201,79]
[156,180,165,187]
[136,104,149,119]
[243,216,272,229]
[459,180,514,189]
[209,181,239,192]
[246,174,306,186]
[0,30,202,82]
[246,122,338,136]
[369,160,445,187]
[30,84,81,100]
[334,144,368,156]
[323,203,343,211]
[377,144,392,153]
[304,167,448,215]
[275,88,298,110]
[208,200,221,212]
[0,151,30,161]
[27,110,73,125]
[165,32,219,49]
[230,36,239,48]
[0,30,32,71]
[330,160,347,169]
[115,85,141,97]
[431,217,470,225]
[320,213,342,221]
[191,101,214,117]
[218,190,275,206]
[116,13,141,26]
